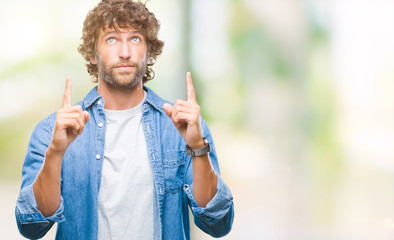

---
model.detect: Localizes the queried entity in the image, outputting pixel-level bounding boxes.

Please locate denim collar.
[82,85,165,113]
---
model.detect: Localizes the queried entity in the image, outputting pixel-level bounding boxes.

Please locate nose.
[118,41,131,59]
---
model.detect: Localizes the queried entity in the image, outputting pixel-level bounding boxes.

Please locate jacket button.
[96,154,101,160]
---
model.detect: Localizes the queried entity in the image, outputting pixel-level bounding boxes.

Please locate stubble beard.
[97,55,147,91]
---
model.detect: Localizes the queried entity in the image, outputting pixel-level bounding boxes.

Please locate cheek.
[134,45,148,57]
[98,51,116,65]
[137,50,148,62]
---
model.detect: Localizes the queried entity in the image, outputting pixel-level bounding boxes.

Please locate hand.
[163,72,204,149]
[49,76,90,153]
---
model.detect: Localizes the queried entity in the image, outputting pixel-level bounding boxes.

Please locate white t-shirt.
[98,93,154,240]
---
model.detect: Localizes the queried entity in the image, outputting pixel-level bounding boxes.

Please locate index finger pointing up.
[187,72,197,104]
[62,76,72,107]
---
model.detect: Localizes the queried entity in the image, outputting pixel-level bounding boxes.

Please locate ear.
[146,52,150,64]
[90,56,97,65]
[146,56,152,65]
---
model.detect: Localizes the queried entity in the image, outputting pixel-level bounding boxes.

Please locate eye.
[106,37,116,44]
[131,36,140,42]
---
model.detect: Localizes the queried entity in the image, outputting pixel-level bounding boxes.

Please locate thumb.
[163,103,172,117]
[83,111,90,122]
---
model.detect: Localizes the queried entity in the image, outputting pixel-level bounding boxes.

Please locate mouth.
[115,64,135,71]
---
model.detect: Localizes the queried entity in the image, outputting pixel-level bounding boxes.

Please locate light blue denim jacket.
[15,86,234,239]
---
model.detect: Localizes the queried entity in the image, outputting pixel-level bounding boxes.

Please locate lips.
[115,64,135,70]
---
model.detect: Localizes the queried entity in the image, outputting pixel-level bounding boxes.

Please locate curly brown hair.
[78,0,164,84]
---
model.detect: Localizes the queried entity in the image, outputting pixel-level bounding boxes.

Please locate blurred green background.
[2,0,394,239]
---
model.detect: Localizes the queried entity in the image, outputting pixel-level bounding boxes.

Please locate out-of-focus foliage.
[3,0,394,239]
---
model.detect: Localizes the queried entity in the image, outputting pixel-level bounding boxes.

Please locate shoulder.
[35,112,56,133]
[144,86,169,113]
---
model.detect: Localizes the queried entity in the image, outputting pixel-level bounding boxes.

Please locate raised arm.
[33,76,90,216]
[163,72,217,207]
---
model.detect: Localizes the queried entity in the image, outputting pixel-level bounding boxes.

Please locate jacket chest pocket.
[162,150,187,193]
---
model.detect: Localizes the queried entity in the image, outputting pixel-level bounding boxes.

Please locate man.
[15,0,234,239]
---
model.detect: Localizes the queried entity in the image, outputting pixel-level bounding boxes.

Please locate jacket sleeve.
[15,115,66,239]
[183,120,234,238]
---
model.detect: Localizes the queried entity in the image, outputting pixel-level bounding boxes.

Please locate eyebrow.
[102,30,143,38]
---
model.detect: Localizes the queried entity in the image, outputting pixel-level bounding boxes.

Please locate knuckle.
[55,113,64,122]
[56,109,64,115]
[74,121,80,129]
[74,105,83,111]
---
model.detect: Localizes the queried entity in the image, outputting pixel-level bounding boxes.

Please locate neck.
[97,80,145,110]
